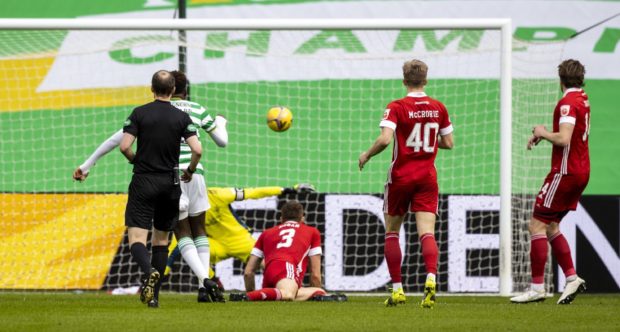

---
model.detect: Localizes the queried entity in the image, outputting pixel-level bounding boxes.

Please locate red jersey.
[550,88,590,175]
[251,221,322,268]
[380,92,453,183]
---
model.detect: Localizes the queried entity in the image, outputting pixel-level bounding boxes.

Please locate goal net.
[0,20,564,294]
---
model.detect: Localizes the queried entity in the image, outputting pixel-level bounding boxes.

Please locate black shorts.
[125,173,181,231]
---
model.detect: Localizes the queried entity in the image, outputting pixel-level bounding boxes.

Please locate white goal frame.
[0,18,513,296]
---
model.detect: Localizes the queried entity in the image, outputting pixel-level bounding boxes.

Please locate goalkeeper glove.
[282,183,316,194]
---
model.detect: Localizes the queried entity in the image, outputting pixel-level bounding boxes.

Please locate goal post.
[0,18,528,295]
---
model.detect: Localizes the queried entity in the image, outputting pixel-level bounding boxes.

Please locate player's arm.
[200,108,228,147]
[533,123,574,147]
[241,184,317,200]
[437,105,454,150]
[308,228,323,288]
[438,132,454,149]
[73,129,124,181]
[207,115,229,147]
[244,254,262,292]
[308,254,322,288]
[359,126,393,171]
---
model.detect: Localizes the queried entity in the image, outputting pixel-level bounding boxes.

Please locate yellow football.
[266,106,293,132]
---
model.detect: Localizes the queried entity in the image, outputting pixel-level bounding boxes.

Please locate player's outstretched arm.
[438,132,454,150]
[359,127,394,171]
[73,129,123,181]
[533,123,574,147]
[244,255,262,292]
[206,115,228,147]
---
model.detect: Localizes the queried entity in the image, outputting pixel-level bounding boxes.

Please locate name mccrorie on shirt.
[408,110,440,119]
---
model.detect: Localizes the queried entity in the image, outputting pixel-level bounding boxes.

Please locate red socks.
[530,234,548,284]
[549,232,576,278]
[420,233,438,275]
[384,232,402,283]
[247,288,281,301]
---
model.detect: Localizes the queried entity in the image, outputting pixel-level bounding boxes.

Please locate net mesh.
[0,27,564,293]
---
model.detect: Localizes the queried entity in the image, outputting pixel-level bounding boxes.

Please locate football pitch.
[1,293,618,331]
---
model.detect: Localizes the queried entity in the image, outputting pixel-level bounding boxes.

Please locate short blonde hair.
[402,59,428,88]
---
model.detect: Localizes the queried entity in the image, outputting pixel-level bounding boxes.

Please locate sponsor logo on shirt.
[123,119,131,126]
[383,109,390,120]
[187,124,197,132]
[560,105,570,116]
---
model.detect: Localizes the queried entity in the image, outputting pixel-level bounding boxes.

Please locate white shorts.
[179,174,210,220]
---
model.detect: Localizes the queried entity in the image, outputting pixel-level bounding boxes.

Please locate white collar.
[283,220,299,224]
[563,87,582,97]
[407,92,427,98]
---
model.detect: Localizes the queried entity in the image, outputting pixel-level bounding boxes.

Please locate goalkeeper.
[165,184,317,281]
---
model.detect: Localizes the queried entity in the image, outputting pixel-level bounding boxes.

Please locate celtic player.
[73,70,228,304]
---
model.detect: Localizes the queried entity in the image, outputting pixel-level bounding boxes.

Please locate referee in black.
[119,70,202,308]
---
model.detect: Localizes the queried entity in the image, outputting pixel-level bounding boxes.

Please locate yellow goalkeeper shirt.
[205,186,284,239]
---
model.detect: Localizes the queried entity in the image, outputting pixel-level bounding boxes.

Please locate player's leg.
[189,214,210,272]
[412,179,440,309]
[550,174,588,304]
[244,261,297,301]
[188,175,211,275]
[275,278,299,301]
[294,287,326,301]
[415,212,438,309]
[511,174,557,303]
[550,220,586,304]
[383,183,408,306]
[510,216,548,303]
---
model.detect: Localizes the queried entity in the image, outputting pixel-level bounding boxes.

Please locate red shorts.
[262,260,301,289]
[383,180,439,216]
[533,172,589,224]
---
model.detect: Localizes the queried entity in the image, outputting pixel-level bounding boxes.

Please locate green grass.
[0,293,619,331]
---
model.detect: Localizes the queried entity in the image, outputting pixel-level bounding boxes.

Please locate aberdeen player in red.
[511,60,590,305]
[359,59,454,308]
[231,201,335,302]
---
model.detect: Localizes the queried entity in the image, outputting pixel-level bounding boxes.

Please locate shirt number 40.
[406,122,439,153]
[276,229,296,249]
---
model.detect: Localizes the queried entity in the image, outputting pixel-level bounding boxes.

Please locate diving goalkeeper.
[165,184,317,280]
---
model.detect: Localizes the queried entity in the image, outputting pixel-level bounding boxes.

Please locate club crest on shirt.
[560,105,570,116]
[383,109,390,120]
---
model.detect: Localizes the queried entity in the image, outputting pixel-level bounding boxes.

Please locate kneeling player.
[230,200,339,302]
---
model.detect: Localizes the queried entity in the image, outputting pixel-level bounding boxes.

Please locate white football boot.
[510,289,546,303]
[557,277,586,305]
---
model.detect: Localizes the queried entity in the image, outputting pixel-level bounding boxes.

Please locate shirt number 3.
[277,229,296,249]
